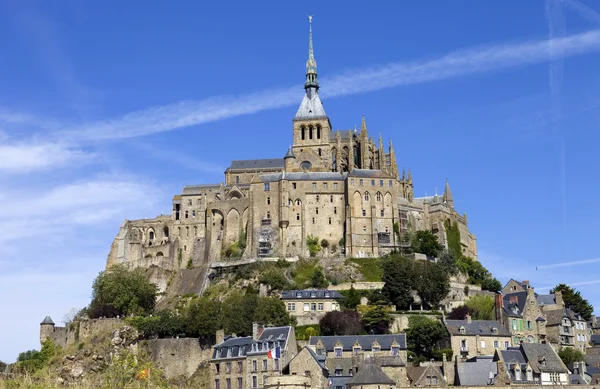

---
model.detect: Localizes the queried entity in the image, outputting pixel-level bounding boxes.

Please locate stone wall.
[147,338,213,380]
[390,313,440,333]
[328,282,385,291]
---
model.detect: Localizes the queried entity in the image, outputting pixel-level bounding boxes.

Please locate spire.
[284,146,295,159]
[305,15,318,91]
[361,114,367,135]
[442,178,454,207]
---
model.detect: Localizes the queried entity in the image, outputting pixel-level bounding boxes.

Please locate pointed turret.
[442,178,454,207]
[361,114,367,135]
[284,146,295,159]
[295,16,326,120]
[389,139,399,178]
[378,133,385,171]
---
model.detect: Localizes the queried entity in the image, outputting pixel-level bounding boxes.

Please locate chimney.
[580,361,586,376]
[253,322,265,341]
[216,329,225,345]
[527,285,535,297]
[573,362,579,375]
[466,314,472,323]
[522,280,530,288]
[495,293,504,322]
[555,290,564,308]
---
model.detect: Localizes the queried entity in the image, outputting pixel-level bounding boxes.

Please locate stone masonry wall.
[147,338,213,380]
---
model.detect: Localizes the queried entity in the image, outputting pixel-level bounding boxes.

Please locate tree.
[382,256,413,310]
[220,292,257,336]
[311,268,329,288]
[320,310,363,336]
[362,306,392,334]
[185,297,222,339]
[438,251,458,275]
[558,347,585,365]
[465,295,495,320]
[62,307,82,325]
[406,316,447,358]
[254,297,296,327]
[413,261,450,309]
[550,284,594,321]
[15,339,58,374]
[447,305,472,320]
[0,360,6,373]
[129,310,186,339]
[411,230,444,258]
[341,285,361,309]
[259,268,292,291]
[481,277,502,293]
[89,264,157,318]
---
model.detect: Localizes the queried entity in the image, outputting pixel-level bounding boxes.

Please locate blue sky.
[1,0,599,362]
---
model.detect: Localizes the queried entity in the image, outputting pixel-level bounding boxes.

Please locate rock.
[65,355,76,361]
[70,362,85,379]
[83,348,91,357]
[91,354,98,361]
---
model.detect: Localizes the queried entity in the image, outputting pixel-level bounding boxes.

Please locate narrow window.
[380,210,384,217]
[297,213,300,221]
[359,179,363,186]
[316,207,319,214]
[149,231,155,240]
[323,182,328,189]
[236,176,240,185]
[333,182,338,189]
[318,148,322,156]
[266,211,271,219]
[362,209,366,216]
[215,379,220,389]
[330,195,333,202]
[186,227,189,237]
[376,193,382,201]
[334,207,337,214]
[185,211,189,219]
[312,182,317,190]
[292,182,297,189]
[371,179,375,186]
[301,126,306,140]
[351,179,355,185]
[363,226,367,232]
[264,183,270,191]
[188,199,192,206]
[380,180,384,187]
[267,197,271,205]
[309,125,313,139]
[328,217,332,225]
[389,180,393,187]
[237,377,242,389]
[316,195,320,202]
[364,193,369,201]
[312,218,315,224]
[192,210,196,217]
[317,125,321,139]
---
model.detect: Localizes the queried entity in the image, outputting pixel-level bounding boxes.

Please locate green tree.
[406,316,447,359]
[558,347,585,365]
[447,305,472,320]
[15,339,58,374]
[438,251,458,275]
[220,291,257,336]
[444,220,462,258]
[550,284,594,321]
[185,297,222,338]
[89,264,157,318]
[465,295,495,320]
[307,235,322,257]
[481,277,502,293]
[0,360,6,373]
[382,256,413,310]
[362,306,392,334]
[413,261,450,308]
[320,310,363,336]
[311,268,329,288]
[411,230,444,258]
[254,297,296,326]
[259,268,292,291]
[341,285,362,309]
[129,310,186,339]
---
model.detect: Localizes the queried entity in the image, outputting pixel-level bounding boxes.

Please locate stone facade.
[104,20,478,294]
[40,316,124,349]
[444,317,513,359]
[281,290,342,325]
[497,285,547,345]
[147,338,213,380]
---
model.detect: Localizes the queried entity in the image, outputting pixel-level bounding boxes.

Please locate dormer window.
[526,367,533,381]
[334,347,343,357]
[459,326,466,334]
[353,345,361,356]
[492,327,498,334]
[324,292,330,298]
[372,345,381,353]
[296,292,303,298]
[310,292,316,298]
[391,346,399,356]
[515,366,522,381]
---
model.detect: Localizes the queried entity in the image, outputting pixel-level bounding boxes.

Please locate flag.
[267,346,281,359]
[328,378,333,387]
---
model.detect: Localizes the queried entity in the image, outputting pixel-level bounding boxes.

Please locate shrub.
[320,239,329,249]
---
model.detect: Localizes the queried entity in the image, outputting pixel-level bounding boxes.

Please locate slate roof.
[348,169,393,179]
[536,294,556,306]
[406,364,445,385]
[329,130,353,141]
[40,316,55,325]
[249,326,293,355]
[212,336,253,360]
[309,334,407,351]
[286,346,327,374]
[591,334,600,345]
[544,309,567,326]
[281,290,343,300]
[260,171,347,183]
[521,343,568,374]
[328,377,351,389]
[295,90,327,120]
[346,358,395,386]
[568,374,587,384]
[227,159,285,171]
[503,292,527,317]
[445,320,511,337]
[457,356,498,386]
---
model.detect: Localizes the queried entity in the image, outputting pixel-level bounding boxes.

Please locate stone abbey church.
[106,21,477,283]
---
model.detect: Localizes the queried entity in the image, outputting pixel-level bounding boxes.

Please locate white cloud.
[58,28,600,142]
[0,140,93,174]
[537,257,600,269]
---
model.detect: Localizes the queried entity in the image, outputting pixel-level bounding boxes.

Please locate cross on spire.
[305,15,318,91]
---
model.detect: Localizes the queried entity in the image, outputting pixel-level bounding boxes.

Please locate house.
[494,343,569,385]
[309,334,408,362]
[497,285,547,345]
[406,363,447,387]
[346,358,396,389]
[444,316,512,359]
[281,290,342,325]
[210,324,297,389]
[544,308,588,352]
[265,346,328,389]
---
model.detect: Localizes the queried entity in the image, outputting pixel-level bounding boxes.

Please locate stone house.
[406,363,447,387]
[444,316,512,359]
[544,308,589,352]
[309,334,408,363]
[346,358,396,389]
[494,343,569,385]
[496,285,547,345]
[281,290,342,325]
[210,324,297,389]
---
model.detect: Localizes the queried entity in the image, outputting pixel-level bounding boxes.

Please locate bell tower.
[290,16,332,172]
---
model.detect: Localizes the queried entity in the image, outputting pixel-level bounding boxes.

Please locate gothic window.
[309,125,313,139]
[318,148,322,156]
[296,199,301,206]
[163,227,169,237]
[376,192,382,201]
[301,126,306,140]
[149,231,155,240]
[316,124,321,139]
[364,192,370,201]
[353,145,359,166]
[331,150,337,171]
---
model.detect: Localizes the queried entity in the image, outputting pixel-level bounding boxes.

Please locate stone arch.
[227,188,243,200]
[144,254,153,259]
[225,208,240,246]
[156,252,164,258]
[163,226,169,238]
[384,192,393,208]
[364,191,371,202]
[294,198,302,206]
[147,228,155,241]
[353,191,362,217]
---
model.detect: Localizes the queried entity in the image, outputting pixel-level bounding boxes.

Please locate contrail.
[63,28,600,142]
[537,257,600,269]
[538,279,600,291]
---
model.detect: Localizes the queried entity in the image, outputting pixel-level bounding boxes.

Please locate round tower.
[40,315,55,344]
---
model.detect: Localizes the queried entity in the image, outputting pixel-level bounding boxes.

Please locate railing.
[460,346,469,353]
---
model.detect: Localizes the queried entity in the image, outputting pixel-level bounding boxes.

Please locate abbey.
[106,21,477,286]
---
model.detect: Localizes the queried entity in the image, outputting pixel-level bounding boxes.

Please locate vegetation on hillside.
[406,315,449,362]
[558,347,585,365]
[345,258,383,282]
[550,283,594,321]
[448,295,495,320]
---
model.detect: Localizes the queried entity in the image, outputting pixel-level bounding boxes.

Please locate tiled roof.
[281,290,343,300]
[260,171,347,183]
[40,316,55,325]
[212,336,253,360]
[249,326,293,356]
[502,292,527,317]
[536,294,556,306]
[347,358,395,386]
[544,309,566,326]
[227,159,285,171]
[445,320,511,337]
[348,169,393,179]
[569,374,587,384]
[521,343,568,374]
[457,356,498,386]
[309,334,407,351]
[591,334,600,345]
[295,91,327,120]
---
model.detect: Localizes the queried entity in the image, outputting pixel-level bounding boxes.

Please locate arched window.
[364,192,370,201]
[301,126,306,140]
[309,125,313,139]
[149,231,155,240]
[376,193,382,201]
[163,227,169,238]
[316,125,321,139]
[331,149,337,171]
